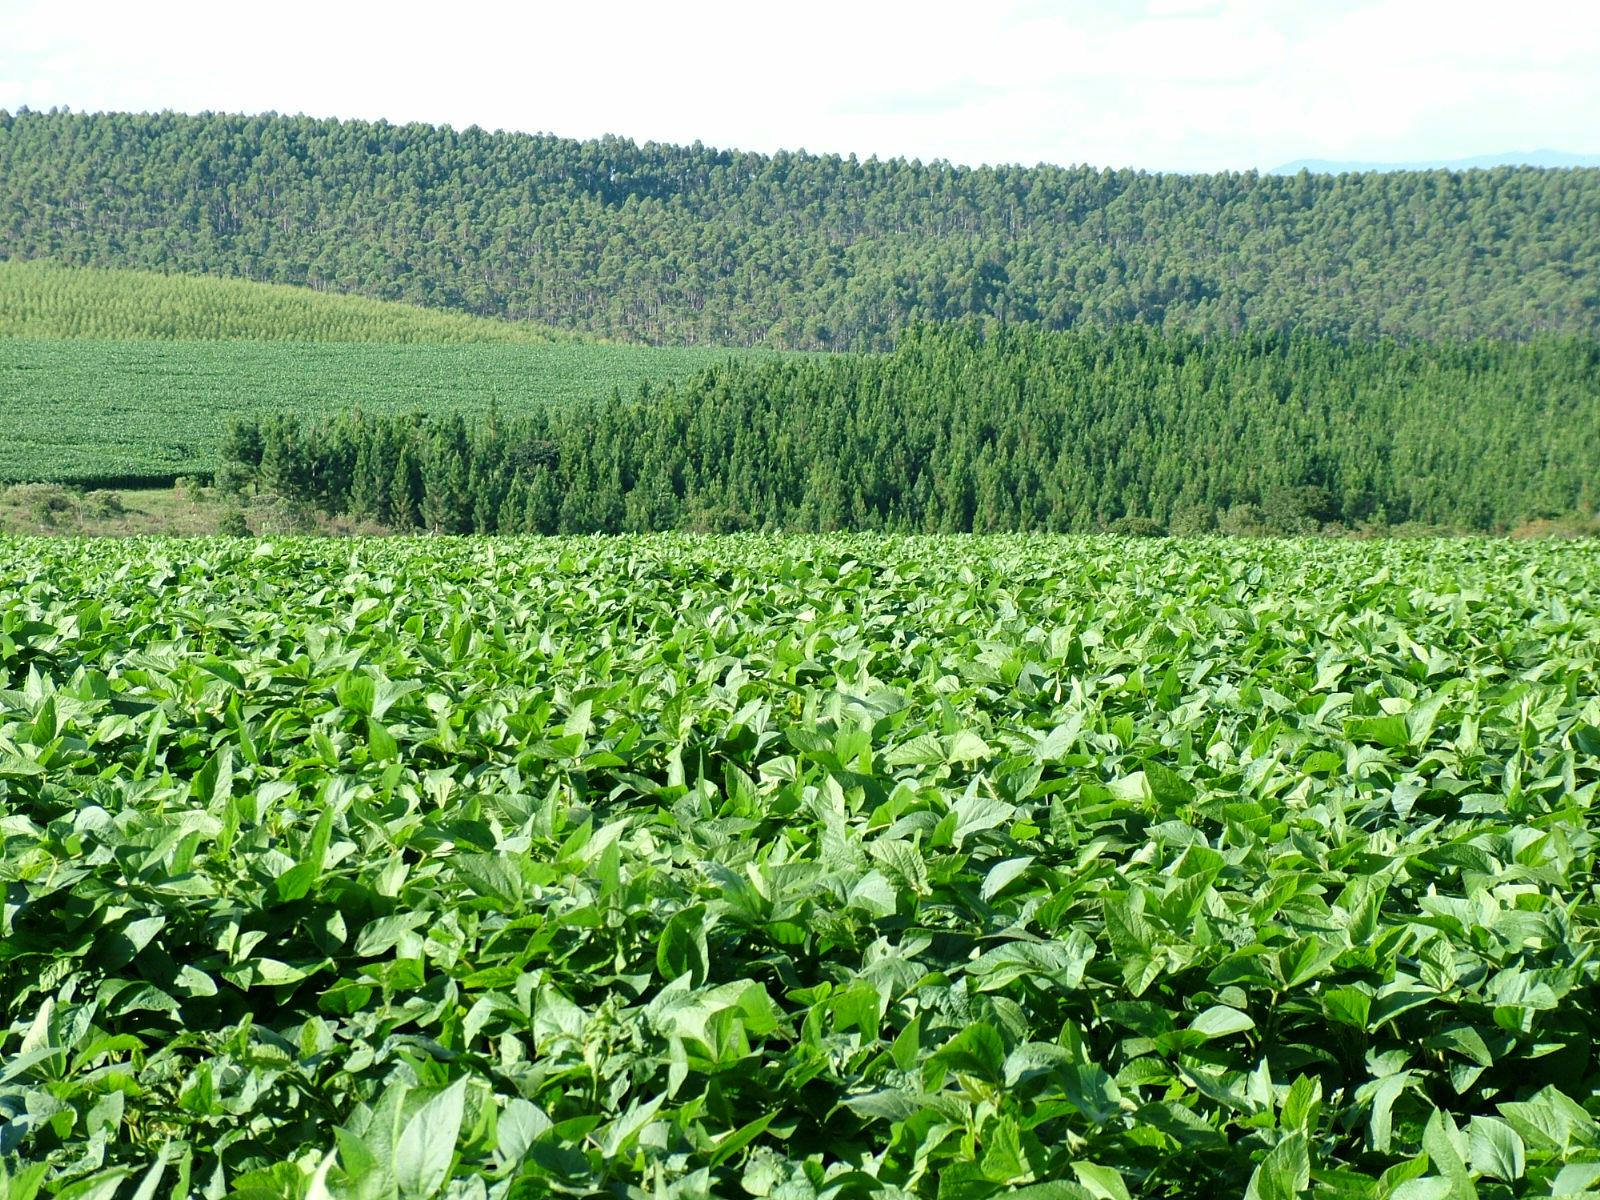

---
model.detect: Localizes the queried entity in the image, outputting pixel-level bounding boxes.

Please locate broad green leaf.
[657,904,709,984]
[354,912,431,957]
[495,1098,553,1166]
[1346,714,1411,749]
[1245,1132,1310,1200]
[981,855,1036,901]
[1467,1116,1524,1182]
[1189,1005,1256,1040]
[930,1023,1006,1083]
[1071,1162,1132,1200]
[395,1077,468,1200]
[52,1171,134,1200]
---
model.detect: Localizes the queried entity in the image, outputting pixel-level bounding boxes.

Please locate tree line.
[220,324,1600,534]
[3,109,1599,349]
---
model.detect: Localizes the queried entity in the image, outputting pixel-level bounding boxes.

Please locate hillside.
[228,324,1600,534]
[0,338,765,485]
[3,109,1599,348]
[0,258,564,342]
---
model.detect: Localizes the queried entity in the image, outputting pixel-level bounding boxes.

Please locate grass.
[2,534,1598,1195]
[0,482,267,536]
[0,338,778,485]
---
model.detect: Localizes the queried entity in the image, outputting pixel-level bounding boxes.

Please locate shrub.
[1167,505,1216,536]
[1262,484,1338,531]
[1105,515,1168,537]
[684,505,756,534]
[250,492,316,534]
[82,489,126,518]
[4,483,78,525]
[215,508,252,537]
[1510,514,1600,539]
[1218,503,1268,536]
[212,461,255,498]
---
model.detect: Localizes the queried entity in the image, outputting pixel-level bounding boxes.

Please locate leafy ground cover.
[0,339,771,485]
[1,535,1598,1198]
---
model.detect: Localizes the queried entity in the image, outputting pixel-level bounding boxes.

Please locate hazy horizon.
[4,0,1598,174]
[8,101,1599,179]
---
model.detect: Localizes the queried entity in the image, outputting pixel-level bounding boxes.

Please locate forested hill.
[3,109,1599,350]
[228,324,1600,534]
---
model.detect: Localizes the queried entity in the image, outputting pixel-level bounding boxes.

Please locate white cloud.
[1,0,1595,171]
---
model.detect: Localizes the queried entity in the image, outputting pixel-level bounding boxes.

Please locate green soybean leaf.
[1190,1005,1256,1039]
[1245,1132,1310,1200]
[395,1077,468,1200]
[1467,1116,1525,1182]
[657,904,709,985]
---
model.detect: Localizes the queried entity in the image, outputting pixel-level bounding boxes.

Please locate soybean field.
[0,339,766,485]
[2,535,1598,1198]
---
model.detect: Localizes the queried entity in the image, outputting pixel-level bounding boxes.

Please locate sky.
[2,0,1597,173]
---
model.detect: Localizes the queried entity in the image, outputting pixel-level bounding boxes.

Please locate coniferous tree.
[390,445,422,529]
[217,323,1600,535]
[3,110,1598,348]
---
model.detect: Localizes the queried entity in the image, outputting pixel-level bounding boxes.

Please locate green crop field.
[0,338,770,485]
[0,261,567,344]
[3,534,1598,1197]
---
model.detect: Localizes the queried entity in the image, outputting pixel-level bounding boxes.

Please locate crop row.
[0,261,567,345]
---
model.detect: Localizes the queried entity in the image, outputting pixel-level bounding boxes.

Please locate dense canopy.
[3,109,1598,349]
[228,324,1600,534]
[4,535,1599,1196]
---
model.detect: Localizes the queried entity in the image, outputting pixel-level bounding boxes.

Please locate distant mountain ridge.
[1271,149,1600,174]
